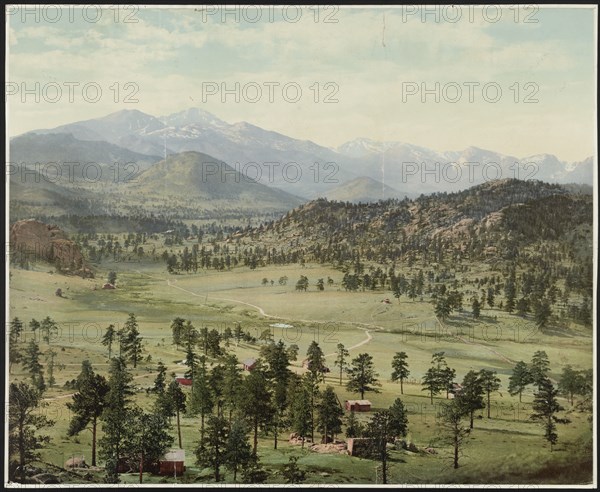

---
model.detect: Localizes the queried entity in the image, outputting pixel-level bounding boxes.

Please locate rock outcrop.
[310,442,348,455]
[64,456,87,469]
[9,219,93,278]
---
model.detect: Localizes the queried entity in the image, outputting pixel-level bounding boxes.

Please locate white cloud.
[6,6,596,162]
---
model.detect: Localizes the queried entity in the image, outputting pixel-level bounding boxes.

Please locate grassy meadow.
[8,254,594,485]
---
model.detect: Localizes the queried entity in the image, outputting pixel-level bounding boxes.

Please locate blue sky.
[7,5,597,161]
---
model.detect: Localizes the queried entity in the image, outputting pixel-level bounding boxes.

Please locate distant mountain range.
[10,132,162,181]
[336,137,594,195]
[10,108,594,208]
[23,108,360,197]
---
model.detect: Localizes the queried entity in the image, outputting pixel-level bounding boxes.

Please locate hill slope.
[10,132,161,183]
[127,151,304,210]
[316,176,412,203]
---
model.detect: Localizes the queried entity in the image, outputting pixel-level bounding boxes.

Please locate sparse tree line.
[159,241,589,332]
[161,242,307,274]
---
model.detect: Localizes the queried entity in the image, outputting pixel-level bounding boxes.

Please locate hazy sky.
[7,5,597,161]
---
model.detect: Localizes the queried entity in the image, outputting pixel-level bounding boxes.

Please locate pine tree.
[10,317,24,341]
[306,341,326,375]
[22,339,45,392]
[434,295,452,321]
[346,353,381,400]
[456,370,485,429]
[317,386,344,443]
[9,318,24,374]
[121,313,144,368]
[239,362,274,455]
[184,346,199,380]
[516,297,529,316]
[534,298,552,331]
[209,363,226,415]
[224,420,252,482]
[291,383,312,448]
[196,415,228,482]
[391,352,410,394]
[388,398,409,439]
[345,410,363,438]
[504,270,516,313]
[421,352,448,404]
[182,320,199,352]
[422,367,441,404]
[487,288,495,308]
[189,355,213,442]
[303,371,321,443]
[479,369,501,419]
[207,329,223,358]
[531,378,570,450]
[471,298,481,319]
[262,340,292,449]
[28,318,41,334]
[240,455,269,483]
[222,355,243,426]
[152,361,168,393]
[124,408,173,484]
[158,379,186,448]
[575,368,593,413]
[40,316,58,345]
[286,344,299,362]
[438,400,470,469]
[99,357,135,483]
[530,350,550,387]
[200,326,209,355]
[440,366,457,399]
[171,317,185,350]
[508,361,532,402]
[67,360,109,466]
[334,343,350,386]
[45,349,64,387]
[8,382,54,483]
[102,324,117,359]
[365,410,400,484]
[558,365,584,406]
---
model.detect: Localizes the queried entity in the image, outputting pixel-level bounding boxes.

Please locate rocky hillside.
[237,179,592,271]
[9,219,93,277]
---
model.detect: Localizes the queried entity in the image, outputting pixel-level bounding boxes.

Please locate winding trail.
[322,328,374,359]
[140,272,517,365]
[137,271,376,358]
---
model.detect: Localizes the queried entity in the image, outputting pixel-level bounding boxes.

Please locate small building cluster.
[344,400,372,412]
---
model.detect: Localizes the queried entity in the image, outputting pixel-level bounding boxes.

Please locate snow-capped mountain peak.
[160,108,228,128]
